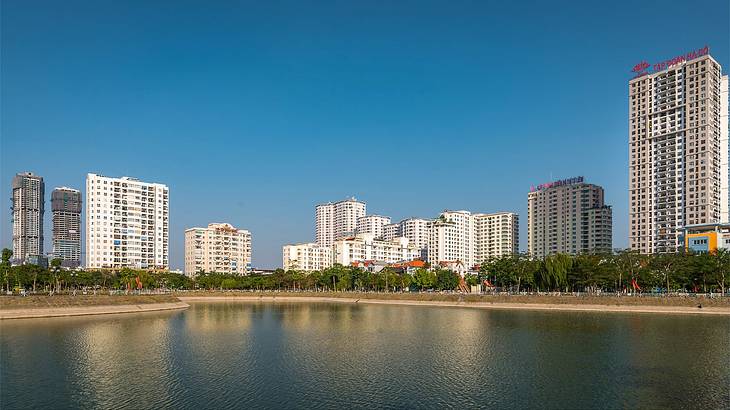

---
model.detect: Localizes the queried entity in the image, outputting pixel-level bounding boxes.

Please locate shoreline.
[178,296,730,316]
[0,301,189,320]
[2,293,728,320]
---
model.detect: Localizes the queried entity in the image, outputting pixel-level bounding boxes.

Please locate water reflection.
[1,303,729,409]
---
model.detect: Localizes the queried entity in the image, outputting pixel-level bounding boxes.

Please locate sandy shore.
[178,296,730,316]
[0,301,189,320]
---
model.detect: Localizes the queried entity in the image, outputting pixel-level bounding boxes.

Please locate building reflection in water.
[2,302,728,409]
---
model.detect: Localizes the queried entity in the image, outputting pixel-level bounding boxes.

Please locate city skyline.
[2,1,729,269]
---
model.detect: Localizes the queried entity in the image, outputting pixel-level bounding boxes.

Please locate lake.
[2,302,729,409]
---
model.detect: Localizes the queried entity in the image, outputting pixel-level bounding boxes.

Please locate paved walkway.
[0,302,189,320]
[179,296,730,316]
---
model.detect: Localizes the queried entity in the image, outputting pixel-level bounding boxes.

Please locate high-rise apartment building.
[474,212,519,260]
[427,210,519,268]
[527,177,612,258]
[85,174,169,270]
[428,210,476,269]
[382,223,400,241]
[184,223,251,276]
[282,243,333,271]
[315,198,366,246]
[720,75,729,223]
[290,198,519,271]
[399,218,431,250]
[51,187,82,267]
[11,172,45,264]
[629,47,729,253]
[356,215,391,238]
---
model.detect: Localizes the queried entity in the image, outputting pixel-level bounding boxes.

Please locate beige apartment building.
[527,177,612,258]
[629,49,729,253]
[474,212,519,260]
[184,223,251,276]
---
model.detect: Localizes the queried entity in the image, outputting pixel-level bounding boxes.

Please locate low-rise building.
[683,223,730,254]
[334,233,420,266]
[350,260,389,273]
[184,223,252,276]
[282,243,333,271]
[388,259,427,275]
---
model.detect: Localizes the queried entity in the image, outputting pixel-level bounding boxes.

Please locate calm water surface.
[1,302,729,409]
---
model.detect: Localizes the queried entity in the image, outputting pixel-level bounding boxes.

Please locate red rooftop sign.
[631,46,709,78]
[530,176,584,192]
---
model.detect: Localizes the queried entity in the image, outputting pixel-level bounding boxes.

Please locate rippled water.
[2,302,729,409]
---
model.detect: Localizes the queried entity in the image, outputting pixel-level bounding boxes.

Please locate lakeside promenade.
[0,295,188,320]
[2,292,729,319]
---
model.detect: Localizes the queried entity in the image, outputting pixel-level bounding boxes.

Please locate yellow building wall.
[685,232,718,253]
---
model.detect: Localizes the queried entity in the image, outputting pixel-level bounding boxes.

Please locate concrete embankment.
[178,295,730,316]
[2,293,728,319]
[0,295,189,320]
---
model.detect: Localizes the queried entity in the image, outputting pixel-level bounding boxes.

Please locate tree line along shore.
[2,248,729,296]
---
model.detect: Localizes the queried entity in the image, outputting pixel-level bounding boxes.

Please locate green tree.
[221,278,238,289]
[481,257,516,289]
[613,250,645,292]
[435,269,459,291]
[1,248,12,292]
[690,253,714,293]
[711,249,730,294]
[569,253,614,292]
[399,272,413,291]
[514,254,537,292]
[322,264,350,291]
[290,270,305,291]
[413,268,436,291]
[465,273,480,287]
[50,258,63,293]
[648,253,681,293]
[539,254,573,291]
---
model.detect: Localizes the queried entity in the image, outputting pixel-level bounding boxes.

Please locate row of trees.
[0,249,193,293]
[202,250,729,293]
[197,265,460,292]
[1,248,728,294]
[476,250,728,294]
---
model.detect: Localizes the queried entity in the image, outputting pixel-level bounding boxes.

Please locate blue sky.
[1,0,728,269]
